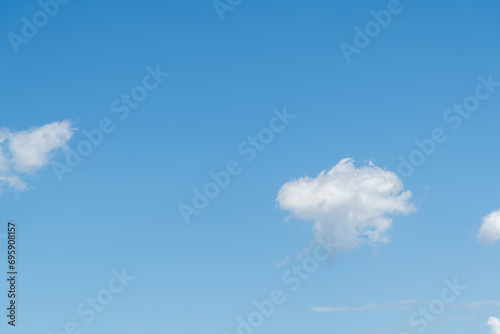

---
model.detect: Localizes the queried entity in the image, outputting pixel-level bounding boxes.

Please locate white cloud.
[277,158,415,252]
[0,176,27,191]
[0,120,74,192]
[477,210,500,246]
[488,317,500,334]
[312,299,416,313]
[5,120,74,173]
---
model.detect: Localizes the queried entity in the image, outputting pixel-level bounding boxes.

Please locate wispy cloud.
[311,299,417,313]
[434,314,479,323]
[273,254,290,268]
[313,299,500,314]
[453,300,500,309]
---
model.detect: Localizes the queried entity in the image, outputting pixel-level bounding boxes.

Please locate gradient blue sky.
[1,0,500,333]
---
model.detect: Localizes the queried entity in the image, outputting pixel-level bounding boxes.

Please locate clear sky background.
[1,0,500,333]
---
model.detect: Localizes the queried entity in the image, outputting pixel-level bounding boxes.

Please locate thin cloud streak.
[312,299,417,312]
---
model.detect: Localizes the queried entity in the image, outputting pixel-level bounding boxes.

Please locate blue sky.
[1,0,500,333]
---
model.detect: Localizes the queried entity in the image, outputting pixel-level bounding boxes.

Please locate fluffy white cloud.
[0,120,74,192]
[488,317,500,334]
[5,120,74,173]
[477,210,500,246]
[277,158,415,252]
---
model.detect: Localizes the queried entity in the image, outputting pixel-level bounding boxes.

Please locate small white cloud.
[0,120,74,193]
[5,120,74,173]
[0,176,27,192]
[488,317,500,334]
[277,158,415,252]
[477,210,500,246]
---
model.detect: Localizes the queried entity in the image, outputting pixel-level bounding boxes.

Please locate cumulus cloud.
[477,210,500,246]
[488,317,500,334]
[0,120,74,192]
[277,158,415,252]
